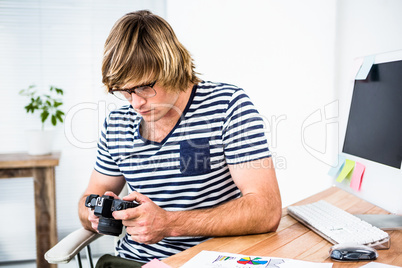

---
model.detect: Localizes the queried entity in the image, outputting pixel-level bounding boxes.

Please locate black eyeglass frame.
[109,81,157,99]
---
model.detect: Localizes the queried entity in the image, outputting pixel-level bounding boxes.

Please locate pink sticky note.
[350,162,365,191]
[142,259,173,268]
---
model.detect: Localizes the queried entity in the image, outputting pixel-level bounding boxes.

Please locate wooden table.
[0,152,60,268]
[163,187,402,267]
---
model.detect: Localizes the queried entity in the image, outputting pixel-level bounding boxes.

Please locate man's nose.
[129,93,146,109]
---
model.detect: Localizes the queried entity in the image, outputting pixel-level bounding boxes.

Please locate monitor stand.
[354,214,402,230]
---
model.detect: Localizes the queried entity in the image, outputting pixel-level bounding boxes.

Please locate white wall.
[335,0,402,214]
[166,0,337,207]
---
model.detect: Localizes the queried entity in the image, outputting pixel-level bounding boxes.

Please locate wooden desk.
[163,187,402,267]
[0,152,60,268]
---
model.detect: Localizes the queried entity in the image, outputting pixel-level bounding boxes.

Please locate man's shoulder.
[197,80,241,92]
[108,105,136,117]
[107,105,139,124]
[196,81,244,100]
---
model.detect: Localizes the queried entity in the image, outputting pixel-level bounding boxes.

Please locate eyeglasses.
[109,81,157,101]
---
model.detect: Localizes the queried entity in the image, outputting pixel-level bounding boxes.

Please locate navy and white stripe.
[94,81,271,262]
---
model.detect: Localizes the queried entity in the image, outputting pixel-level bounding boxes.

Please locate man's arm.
[79,169,126,232]
[114,157,282,244]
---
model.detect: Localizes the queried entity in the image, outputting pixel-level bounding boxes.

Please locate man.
[79,10,282,267]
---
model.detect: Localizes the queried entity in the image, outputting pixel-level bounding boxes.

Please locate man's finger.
[104,191,120,199]
[122,191,149,204]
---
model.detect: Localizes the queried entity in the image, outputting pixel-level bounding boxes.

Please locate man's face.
[127,83,182,123]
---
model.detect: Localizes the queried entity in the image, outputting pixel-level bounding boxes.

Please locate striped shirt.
[95,80,271,262]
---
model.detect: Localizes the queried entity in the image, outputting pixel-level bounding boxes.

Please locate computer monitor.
[334,50,402,217]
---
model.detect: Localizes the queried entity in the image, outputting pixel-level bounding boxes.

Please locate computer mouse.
[329,243,378,261]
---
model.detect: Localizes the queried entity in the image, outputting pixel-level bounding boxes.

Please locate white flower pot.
[27,129,54,155]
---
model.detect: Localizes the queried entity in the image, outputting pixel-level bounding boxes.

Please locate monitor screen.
[342,60,402,169]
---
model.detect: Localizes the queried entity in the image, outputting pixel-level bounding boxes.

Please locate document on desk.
[180,250,333,268]
[360,263,401,268]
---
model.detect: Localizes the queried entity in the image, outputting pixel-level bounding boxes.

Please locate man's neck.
[141,84,193,142]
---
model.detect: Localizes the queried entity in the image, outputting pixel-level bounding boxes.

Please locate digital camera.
[85,194,138,236]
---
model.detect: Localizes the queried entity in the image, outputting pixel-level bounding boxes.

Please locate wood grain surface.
[163,187,402,268]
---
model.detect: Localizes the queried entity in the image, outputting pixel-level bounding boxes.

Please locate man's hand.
[78,170,126,233]
[113,191,171,244]
[87,191,121,233]
[87,209,100,232]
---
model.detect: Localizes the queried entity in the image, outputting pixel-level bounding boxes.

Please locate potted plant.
[19,84,65,155]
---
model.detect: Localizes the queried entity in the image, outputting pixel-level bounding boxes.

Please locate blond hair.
[102,10,200,92]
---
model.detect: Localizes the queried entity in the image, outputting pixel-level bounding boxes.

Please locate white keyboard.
[287,200,390,249]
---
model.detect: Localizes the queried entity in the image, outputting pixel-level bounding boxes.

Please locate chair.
[44,228,102,268]
[46,187,128,267]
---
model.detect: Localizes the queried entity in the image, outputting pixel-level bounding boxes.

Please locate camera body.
[85,194,138,236]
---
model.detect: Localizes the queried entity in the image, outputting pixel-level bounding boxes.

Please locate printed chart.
[180,250,333,268]
[237,257,268,265]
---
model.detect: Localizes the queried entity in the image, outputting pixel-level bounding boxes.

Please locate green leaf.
[51,115,57,126]
[41,110,49,123]
[56,114,63,123]
[54,101,63,107]
[55,88,64,95]
[25,103,36,113]
[56,110,64,122]
[24,104,31,113]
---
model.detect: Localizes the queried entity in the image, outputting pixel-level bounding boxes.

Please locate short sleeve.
[94,115,123,176]
[223,89,271,165]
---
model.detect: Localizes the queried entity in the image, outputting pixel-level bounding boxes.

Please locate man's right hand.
[78,170,126,233]
[87,191,121,232]
[87,208,100,232]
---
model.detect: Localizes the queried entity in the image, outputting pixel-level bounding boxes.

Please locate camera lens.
[98,218,123,236]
